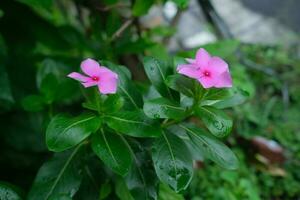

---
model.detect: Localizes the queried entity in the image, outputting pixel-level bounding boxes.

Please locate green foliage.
[180,124,238,169]
[195,106,232,137]
[28,146,84,200]
[0,46,14,110]
[0,182,23,200]
[105,110,162,137]
[132,0,155,16]
[152,131,193,192]
[91,130,132,176]
[46,113,101,152]
[188,150,261,200]
[158,183,184,200]
[166,74,198,98]
[21,95,45,112]
[172,0,189,9]
[143,56,174,99]
[1,0,299,199]
[144,97,186,120]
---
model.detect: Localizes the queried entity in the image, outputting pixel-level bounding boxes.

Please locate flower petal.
[98,75,118,94]
[98,67,118,79]
[214,70,232,88]
[177,64,201,79]
[208,57,228,75]
[195,48,211,67]
[81,58,101,77]
[82,80,98,88]
[198,77,215,89]
[67,72,89,82]
[185,58,196,64]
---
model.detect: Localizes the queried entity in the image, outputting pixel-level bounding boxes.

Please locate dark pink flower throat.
[203,71,210,77]
[91,76,99,81]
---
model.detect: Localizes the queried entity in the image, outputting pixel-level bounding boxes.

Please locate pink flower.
[68,58,118,94]
[177,48,232,88]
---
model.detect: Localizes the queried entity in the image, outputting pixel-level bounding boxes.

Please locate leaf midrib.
[119,85,139,109]
[119,134,149,199]
[44,143,82,200]
[101,130,119,169]
[51,115,96,146]
[199,107,218,118]
[179,124,225,162]
[150,102,185,111]
[106,115,150,126]
[62,116,96,134]
[150,59,173,99]
[161,131,178,181]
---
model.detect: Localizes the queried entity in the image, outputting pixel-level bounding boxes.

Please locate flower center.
[91,76,99,81]
[203,71,210,77]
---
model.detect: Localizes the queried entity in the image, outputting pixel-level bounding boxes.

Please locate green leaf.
[99,182,112,200]
[178,40,240,59]
[122,136,158,200]
[202,40,240,58]
[21,95,45,112]
[180,94,193,108]
[0,9,4,18]
[40,74,59,104]
[116,38,155,55]
[82,102,98,112]
[0,182,23,200]
[179,124,238,169]
[101,60,131,79]
[115,179,134,200]
[149,26,176,38]
[141,84,162,101]
[167,125,204,161]
[48,194,72,200]
[28,145,83,200]
[143,97,186,120]
[166,74,196,97]
[195,106,233,137]
[103,0,118,5]
[105,110,162,137]
[46,113,101,152]
[145,44,169,60]
[54,79,80,104]
[91,131,132,176]
[0,34,7,58]
[152,131,193,192]
[202,88,231,101]
[158,183,184,200]
[102,61,143,110]
[0,64,14,110]
[143,57,173,99]
[211,88,249,109]
[103,94,124,113]
[105,11,121,36]
[125,164,157,200]
[171,0,189,9]
[81,88,102,112]
[73,162,102,200]
[16,0,52,9]
[36,59,62,89]
[132,0,154,16]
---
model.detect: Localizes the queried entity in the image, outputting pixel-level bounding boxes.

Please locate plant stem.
[109,18,134,42]
[161,84,206,129]
[48,103,53,118]
[94,88,102,114]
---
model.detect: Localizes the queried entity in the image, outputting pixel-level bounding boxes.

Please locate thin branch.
[163,10,183,45]
[96,2,130,12]
[109,18,134,42]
